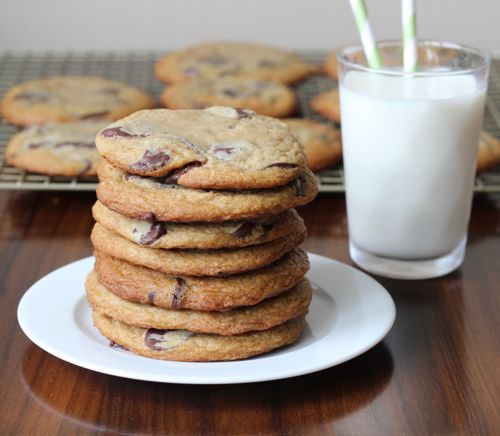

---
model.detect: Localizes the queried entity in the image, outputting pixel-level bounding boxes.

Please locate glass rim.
[336,39,491,77]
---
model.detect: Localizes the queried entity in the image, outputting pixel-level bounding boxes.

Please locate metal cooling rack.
[0,51,499,193]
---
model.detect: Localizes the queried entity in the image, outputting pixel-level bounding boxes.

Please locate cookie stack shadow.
[86,106,319,361]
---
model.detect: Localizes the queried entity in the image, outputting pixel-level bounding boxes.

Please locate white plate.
[17,253,395,384]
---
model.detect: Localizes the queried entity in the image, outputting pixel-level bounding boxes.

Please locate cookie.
[91,223,306,276]
[324,51,339,81]
[477,131,500,173]
[86,270,311,336]
[4,120,108,176]
[95,107,305,188]
[92,311,306,361]
[94,248,309,311]
[1,76,156,127]
[310,88,341,124]
[154,42,317,85]
[92,200,305,249]
[96,159,318,222]
[160,77,296,118]
[284,119,342,171]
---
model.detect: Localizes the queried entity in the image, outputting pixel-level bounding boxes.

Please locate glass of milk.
[337,40,490,279]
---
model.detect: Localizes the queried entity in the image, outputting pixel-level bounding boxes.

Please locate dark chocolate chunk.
[80,111,110,120]
[171,277,186,308]
[109,340,128,350]
[144,328,193,350]
[198,54,228,66]
[140,212,157,222]
[294,177,305,197]
[162,161,203,184]
[139,221,167,245]
[78,159,92,176]
[222,89,239,97]
[265,163,298,169]
[14,92,50,104]
[231,222,257,239]
[100,127,138,138]
[212,145,235,155]
[234,108,254,119]
[147,291,157,304]
[130,150,171,172]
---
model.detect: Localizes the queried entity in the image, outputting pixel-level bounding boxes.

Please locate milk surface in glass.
[340,71,486,259]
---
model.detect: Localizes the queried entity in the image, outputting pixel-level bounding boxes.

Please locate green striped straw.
[348,0,383,69]
[402,0,418,72]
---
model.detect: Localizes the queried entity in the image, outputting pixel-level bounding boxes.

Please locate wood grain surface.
[0,190,499,435]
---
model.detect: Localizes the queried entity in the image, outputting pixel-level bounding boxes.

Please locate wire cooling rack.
[0,51,499,192]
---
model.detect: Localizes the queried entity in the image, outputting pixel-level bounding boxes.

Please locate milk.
[340,71,486,259]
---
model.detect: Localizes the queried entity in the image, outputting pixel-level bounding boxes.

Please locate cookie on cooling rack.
[160,77,296,118]
[155,41,318,85]
[310,88,341,124]
[477,131,500,174]
[1,76,156,127]
[284,119,342,171]
[4,120,109,176]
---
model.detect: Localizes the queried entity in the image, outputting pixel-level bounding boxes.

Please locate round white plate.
[17,253,395,384]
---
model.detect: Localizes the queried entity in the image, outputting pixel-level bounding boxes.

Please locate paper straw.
[348,0,383,69]
[402,0,418,72]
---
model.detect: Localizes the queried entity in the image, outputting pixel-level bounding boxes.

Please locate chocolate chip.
[212,146,235,155]
[198,55,228,65]
[162,161,203,184]
[222,89,239,97]
[231,222,257,239]
[109,340,128,350]
[183,66,200,77]
[101,127,138,138]
[172,277,186,308]
[14,92,50,104]
[144,328,193,350]
[234,108,253,119]
[148,291,157,304]
[140,212,157,222]
[27,143,44,149]
[80,111,110,120]
[139,221,167,245]
[265,163,298,169]
[130,150,171,172]
[78,160,92,176]
[294,177,305,197]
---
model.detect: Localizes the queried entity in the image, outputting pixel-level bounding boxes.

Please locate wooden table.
[0,190,498,435]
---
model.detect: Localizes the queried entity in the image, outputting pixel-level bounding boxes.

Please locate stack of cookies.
[86,106,319,361]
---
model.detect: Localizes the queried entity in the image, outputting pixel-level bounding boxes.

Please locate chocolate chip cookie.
[94,248,309,311]
[92,311,306,361]
[477,131,500,173]
[86,270,311,335]
[91,223,306,276]
[5,120,108,176]
[95,107,305,189]
[1,76,156,127]
[96,159,318,222]
[92,200,305,249]
[284,119,342,171]
[310,88,341,124]
[160,77,296,118]
[155,42,318,85]
[324,51,339,81]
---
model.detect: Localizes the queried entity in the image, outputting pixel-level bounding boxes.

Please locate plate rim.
[17,252,396,384]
